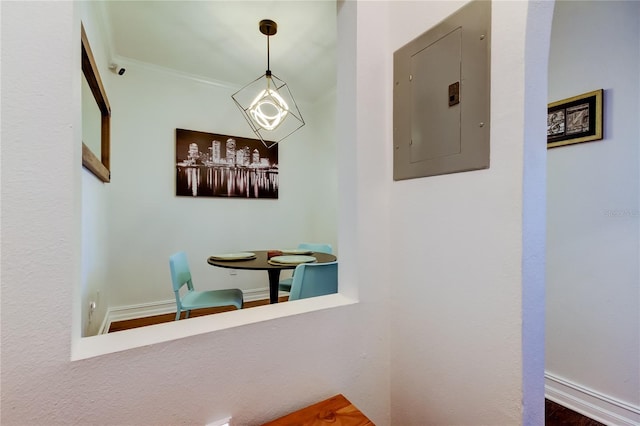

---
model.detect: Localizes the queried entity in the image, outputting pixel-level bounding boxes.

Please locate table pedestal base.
[267,269,281,304]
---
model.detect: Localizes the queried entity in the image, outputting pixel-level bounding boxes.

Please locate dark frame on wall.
[175,128,279,199]
[547,89,603,149]
[81,23,111,182]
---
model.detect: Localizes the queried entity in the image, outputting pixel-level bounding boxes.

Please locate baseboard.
[99,287,285,334]
[545,372,640,426]
[97,314,110,335]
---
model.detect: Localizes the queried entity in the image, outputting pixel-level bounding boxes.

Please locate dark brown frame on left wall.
[81,23,111,182]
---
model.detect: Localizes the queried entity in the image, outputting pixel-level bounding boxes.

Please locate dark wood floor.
[110,304,604,426]
[545,399,605,426]
[107,296,287,333]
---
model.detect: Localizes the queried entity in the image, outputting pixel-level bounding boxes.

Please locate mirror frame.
[81,23,111,183]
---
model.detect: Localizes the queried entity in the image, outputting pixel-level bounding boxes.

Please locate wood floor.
[109,303,605,426]
[545,399,605,426]
[107,296,287,333]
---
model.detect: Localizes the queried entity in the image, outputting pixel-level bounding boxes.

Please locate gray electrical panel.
[393,0,491,180]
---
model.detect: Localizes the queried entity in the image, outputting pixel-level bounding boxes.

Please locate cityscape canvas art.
[175,128,278,198]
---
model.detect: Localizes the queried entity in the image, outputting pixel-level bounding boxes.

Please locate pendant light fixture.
[232,19,304,148]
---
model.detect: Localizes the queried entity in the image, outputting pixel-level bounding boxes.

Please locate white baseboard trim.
[99,288,286,334]
[97,314,110,335]
[545,372,640,426]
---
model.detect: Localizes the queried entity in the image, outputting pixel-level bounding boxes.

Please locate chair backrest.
[298,242,333,254]
[169,252,194,310]
[288,261,338,301]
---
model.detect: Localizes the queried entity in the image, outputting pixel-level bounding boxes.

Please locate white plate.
[210,252,256,261]
[268,255,317,265]
[280,249,313,255]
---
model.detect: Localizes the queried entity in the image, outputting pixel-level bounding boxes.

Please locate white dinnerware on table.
[268,255,317,266]
[209,252,256,261]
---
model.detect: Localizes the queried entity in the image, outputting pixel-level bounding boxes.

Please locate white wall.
[387,1,551,424]
[303,88,339,246]
[1,0,551,425]
[546,0,640,421]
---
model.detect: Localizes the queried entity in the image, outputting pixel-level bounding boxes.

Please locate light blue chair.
[278,243,333,293]
[288,261,338,301]
[169,251,243,320]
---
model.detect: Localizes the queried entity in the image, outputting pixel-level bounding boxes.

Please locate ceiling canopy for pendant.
[232,19,305,149]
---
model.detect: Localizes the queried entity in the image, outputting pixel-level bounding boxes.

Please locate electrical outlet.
[88,300,96,325]
[229,269,237,276]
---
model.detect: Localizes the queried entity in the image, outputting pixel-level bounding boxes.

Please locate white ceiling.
[101,1,337,103]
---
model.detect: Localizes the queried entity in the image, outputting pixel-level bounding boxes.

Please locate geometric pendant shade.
[232,72,304,149]
[231,19,304,149]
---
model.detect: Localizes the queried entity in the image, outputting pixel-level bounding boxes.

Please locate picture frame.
[547,89,603,149]
[81,23,111,182]
[175,128,278,199]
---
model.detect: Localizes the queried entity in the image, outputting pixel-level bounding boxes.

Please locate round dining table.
[207,250,337,304]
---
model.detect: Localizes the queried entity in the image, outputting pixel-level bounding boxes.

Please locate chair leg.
[175,311,181,321]
[185,310,191,319]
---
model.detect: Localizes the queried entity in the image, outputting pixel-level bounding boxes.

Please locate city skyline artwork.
[175,128,279,199]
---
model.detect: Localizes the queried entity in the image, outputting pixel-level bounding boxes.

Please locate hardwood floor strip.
[545,399,606,426]
[107,296,288,333]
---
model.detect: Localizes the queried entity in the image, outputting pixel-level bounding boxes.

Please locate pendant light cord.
[266,34,271,74]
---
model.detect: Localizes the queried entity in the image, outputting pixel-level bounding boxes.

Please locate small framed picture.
[547,89,603,149]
